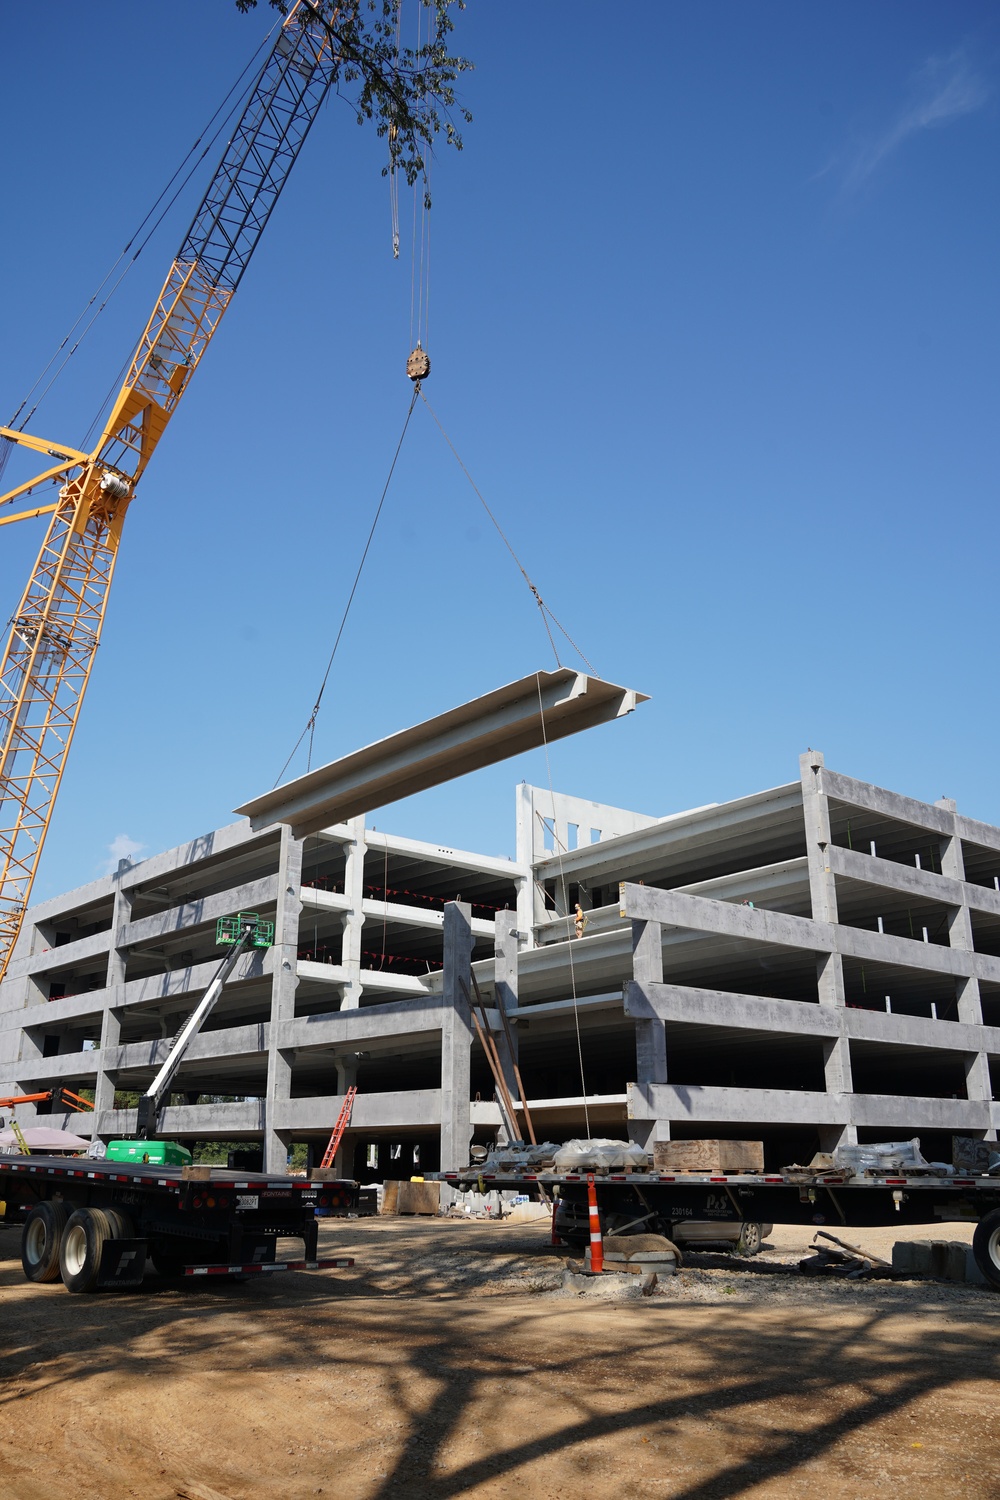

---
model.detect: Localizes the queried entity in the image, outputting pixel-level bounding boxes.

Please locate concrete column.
[800,750,839,925]
[630,916,667,1150]
[331,1055,359,1177]
[937,800,989,1128]
[340,817,366,1008]
[440,901,473,1171]
[800,752,855,1148]
[494,910,519,1101]
[95,875,133,1130]
[515,784,542,947]
[264,1048,292,1174]
[265,828,303,1172]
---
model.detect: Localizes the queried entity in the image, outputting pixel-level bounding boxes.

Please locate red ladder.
[320,1085,357,1169]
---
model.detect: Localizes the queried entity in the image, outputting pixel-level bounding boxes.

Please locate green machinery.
[106,912,273,1163]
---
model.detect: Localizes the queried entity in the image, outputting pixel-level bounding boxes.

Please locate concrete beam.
[629,1082,991,1131]
[820,770,955,837]
[627,980,1000,1054]
[533,782,803,884]
[829,843,1000,920]
[621,882,833,954]
[360,897,494,940]
[273,1088,443,1132]
[117,819,277,892]
[21,929,113,978]
[365,828,525,880]
[122,875,278,949]
[236,670,648,838]
[621,881,997,982]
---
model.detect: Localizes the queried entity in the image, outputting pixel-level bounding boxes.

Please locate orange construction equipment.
[586,1172,604,1273]
[0,1087,93,1113]
[320,1086,357,1170]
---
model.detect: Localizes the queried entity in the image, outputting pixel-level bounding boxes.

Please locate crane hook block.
[406,346,430,383]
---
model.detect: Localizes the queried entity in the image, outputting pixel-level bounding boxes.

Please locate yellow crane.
[0,3,344,979]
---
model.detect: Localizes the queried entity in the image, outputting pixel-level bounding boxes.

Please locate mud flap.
[97,1238,148,1288]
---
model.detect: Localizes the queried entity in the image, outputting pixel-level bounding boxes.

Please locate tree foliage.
[236,0,472,201]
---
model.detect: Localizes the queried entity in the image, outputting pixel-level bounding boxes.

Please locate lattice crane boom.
[0,3,342,977]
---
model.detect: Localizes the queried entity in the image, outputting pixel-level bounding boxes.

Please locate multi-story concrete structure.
[2,750,998,1174]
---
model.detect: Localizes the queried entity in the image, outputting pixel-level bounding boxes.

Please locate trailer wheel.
[972,1208,1000,1290]
[59,1207,113,1293]
[21,1200,69,1282]
[103,1208,134,1241]
[735,1222,764,1257]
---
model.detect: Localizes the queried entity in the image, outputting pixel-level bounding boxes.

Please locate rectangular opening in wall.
[662,937,821,1005]
[826,799,942,871]
[960,839,1000,892]
[662,1021,827,1092]
[841,956,958,1020]
[970,911,1000,959]
[980,982,1000,1028]
[834,874,954,947]
[848,1039,970,1099]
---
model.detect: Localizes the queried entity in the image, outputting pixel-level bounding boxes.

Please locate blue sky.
[1,2,997,898]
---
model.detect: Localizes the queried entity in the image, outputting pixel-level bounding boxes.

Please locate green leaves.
[237,1,473,202]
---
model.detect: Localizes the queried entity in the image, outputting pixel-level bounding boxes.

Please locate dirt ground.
[2,1214,999,1500]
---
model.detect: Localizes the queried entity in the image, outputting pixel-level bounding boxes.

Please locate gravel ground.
[3,1214,999,1499]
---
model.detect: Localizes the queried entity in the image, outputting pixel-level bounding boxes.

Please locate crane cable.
[417,389,597,674]
[0,18,281,477]
[535,670,592,1133]
[274,385,420,785]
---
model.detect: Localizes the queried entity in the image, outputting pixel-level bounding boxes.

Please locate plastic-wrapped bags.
[480,1142,559,1173]
[833,1138,953,1177]
[552,1137,650,1172]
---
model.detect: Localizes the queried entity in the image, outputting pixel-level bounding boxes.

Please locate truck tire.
[21,1200,69,1282]
[973,1207,1000,1290]
[735,1222,764,1257]
[59,1207,113,1294]
[103,1208,134,1241]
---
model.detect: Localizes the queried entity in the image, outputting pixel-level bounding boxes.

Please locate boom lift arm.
[0,2,343,978]
[135,912,273,1138]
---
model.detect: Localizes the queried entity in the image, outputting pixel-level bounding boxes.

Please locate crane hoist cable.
[0,2,349,982]
[2,20,281,454]
[534,670,592,1132]
[273,383,420,784]
[417,388,597,675]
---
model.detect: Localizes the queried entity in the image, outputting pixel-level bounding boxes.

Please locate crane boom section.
[0,3,341,973]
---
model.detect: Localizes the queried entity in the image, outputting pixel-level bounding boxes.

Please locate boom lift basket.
[216,912,273,949]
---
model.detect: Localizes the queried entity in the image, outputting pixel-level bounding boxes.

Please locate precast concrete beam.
[534,783,803,885]
[820,770,957,838]
[629,1082,991,1131]
[121,876,278,949]
[273,1088,443,1132]
[17,929,114,977]
[620,881,997,982]
[235,670,648,838]
[829,843,1000,919]
[626,980,1000,1054]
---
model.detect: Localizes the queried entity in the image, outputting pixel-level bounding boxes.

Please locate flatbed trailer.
[433,1167,1000,1289]
[0,1154,359,1293]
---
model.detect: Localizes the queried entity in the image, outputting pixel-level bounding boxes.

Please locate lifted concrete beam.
[236,670,648,838]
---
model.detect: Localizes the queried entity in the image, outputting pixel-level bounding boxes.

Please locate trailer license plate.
[236,1194,259,1211]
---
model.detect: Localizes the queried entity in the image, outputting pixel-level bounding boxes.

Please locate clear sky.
[1,1,997,900]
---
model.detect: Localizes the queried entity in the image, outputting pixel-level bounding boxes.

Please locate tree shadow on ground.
[1,1222,998,1498]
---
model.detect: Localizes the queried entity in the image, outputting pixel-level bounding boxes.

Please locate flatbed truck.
[1,1154,358,1292]
[433,1166,1000,1289]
